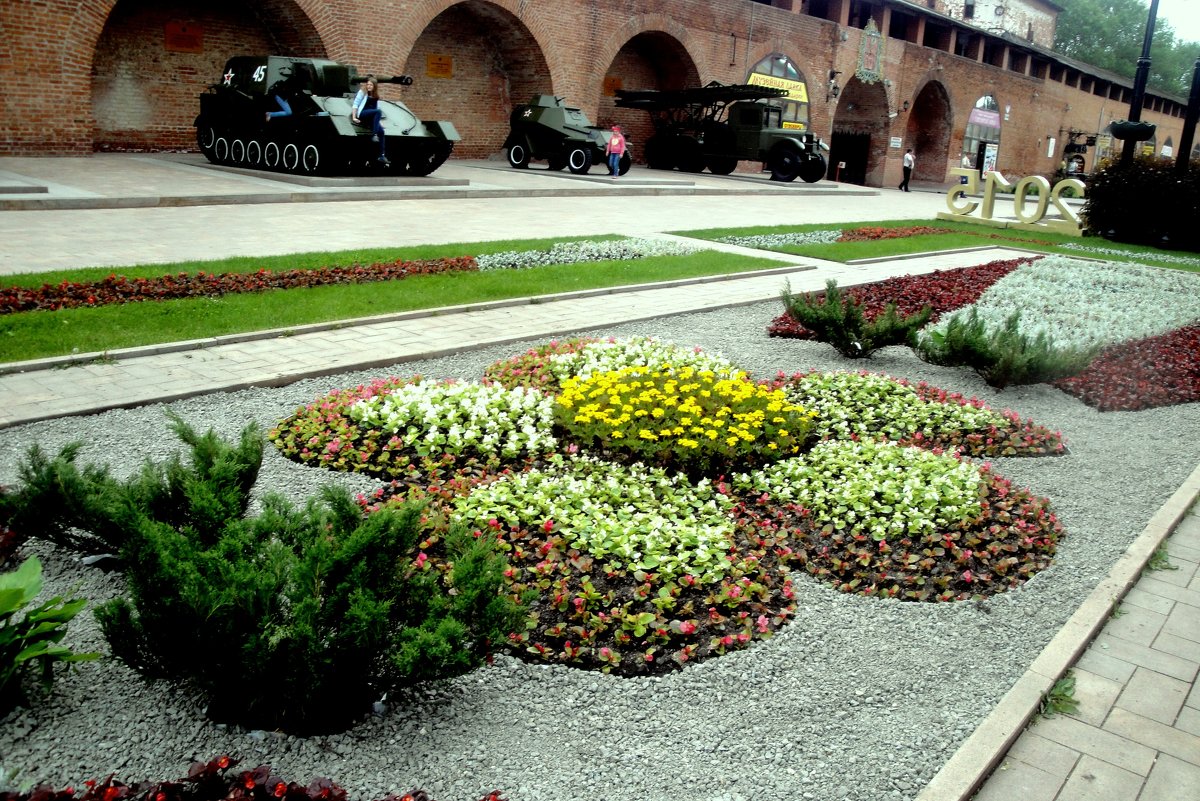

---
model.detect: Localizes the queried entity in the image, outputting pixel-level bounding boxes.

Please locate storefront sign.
[747,73,808,103]
[941,170,1085,235]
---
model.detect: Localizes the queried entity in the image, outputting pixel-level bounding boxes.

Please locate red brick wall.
[0,0,1188,187]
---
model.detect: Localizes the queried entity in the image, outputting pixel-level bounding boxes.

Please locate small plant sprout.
[1147,545,1179,572]
[1039,670,1079,718]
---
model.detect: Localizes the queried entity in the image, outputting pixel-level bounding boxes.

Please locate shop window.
[749,54,811,131]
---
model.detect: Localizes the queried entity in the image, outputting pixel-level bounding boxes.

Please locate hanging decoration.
[856,19,884,84]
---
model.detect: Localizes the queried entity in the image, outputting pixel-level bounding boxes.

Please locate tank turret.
[504,95,631,175]
[194,56,460,176]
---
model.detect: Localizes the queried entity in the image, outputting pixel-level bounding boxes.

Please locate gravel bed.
[1,300,1197,801]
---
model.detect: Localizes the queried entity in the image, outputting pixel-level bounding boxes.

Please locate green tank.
[504,95,631,175]
[194,56,461,176]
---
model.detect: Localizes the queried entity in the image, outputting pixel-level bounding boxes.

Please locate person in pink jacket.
[605,125,626,178]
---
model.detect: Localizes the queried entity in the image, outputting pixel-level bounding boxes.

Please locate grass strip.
[0,252,782,363]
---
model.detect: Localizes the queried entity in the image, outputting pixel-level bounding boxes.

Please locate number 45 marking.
[252,66,267,82]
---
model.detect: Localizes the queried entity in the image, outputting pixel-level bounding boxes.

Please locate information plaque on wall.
[427,54,453,79]
[164,22,203,54]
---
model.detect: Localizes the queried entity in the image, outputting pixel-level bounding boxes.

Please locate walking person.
[351,76,388,165]
[899,148,914,192]
[605,125,626,178]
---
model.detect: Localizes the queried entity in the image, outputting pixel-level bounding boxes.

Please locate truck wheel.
[676,137,706,173]
[506,141,530,169]
[798,155,827,184]
[566,146,592,174]
[643,135,674,170]
[301,143,321,174]
[618,152,632,176]
[706,155,738,175]
[282,142,301,173]
[197,126,217,162]
[768,145,802,182]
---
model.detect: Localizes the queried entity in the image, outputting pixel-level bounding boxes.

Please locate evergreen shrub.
[1083,156,1200,252]
[780,279,931,358]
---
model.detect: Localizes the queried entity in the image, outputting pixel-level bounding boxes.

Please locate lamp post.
[1176,58,1200,175]
[1120,0,1160,166]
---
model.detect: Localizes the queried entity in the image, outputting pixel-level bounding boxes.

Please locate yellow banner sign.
[426,54,453,79]
[748,73,809,103]
[782,121,807,130]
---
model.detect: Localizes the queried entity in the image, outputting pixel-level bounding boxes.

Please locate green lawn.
[671,218,1200,271]
[0,246,783,363]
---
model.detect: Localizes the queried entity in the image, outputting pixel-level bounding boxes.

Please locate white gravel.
[1,300,1197,801]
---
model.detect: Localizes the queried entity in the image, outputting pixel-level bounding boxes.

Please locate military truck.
[195,55,460,176]
[504,95,631,175]
[615,82,826,182]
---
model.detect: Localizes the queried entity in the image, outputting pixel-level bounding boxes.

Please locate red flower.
[542,519,554,533]
[679,620,697,635]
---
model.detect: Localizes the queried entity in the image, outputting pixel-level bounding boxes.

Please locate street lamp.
[1119,0,1160,166]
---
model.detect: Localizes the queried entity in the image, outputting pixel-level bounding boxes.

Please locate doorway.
[828,132,870,184]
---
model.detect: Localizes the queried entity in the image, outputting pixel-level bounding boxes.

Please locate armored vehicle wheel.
[263,141,281,169]
[798,154,827,184]
[768,144,802,182]
[676,137,706,173]
[197,126,217,163]
[214,137,230,164]
[566,145,592,174]
[231,139,247,165]
[301,143,322,174]
[706,155,738,175]
[618,152,632,176]
[282,142,301,173]
[245,140,263,167]
[643,135,674,170]
[506,141,530,169]
[405,141,454,177]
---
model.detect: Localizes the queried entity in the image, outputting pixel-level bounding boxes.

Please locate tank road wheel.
[230,139,246,165]
[263,141,281,170]
[282,142,301,173]
[798,154,827,184]
[566,145,592,175]
[643,135,674,171]
[406,141,454,177]
[301,143,321,174]
[676,137,706,173]
[197,126,217,163]
[618,151,632,176]
[706,155,738,175]
[506,140,530,169]
[214,137,230,164]
[245,140,262,167]
[768,144,802,182]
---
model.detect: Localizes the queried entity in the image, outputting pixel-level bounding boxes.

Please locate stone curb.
[916,460,1200,801]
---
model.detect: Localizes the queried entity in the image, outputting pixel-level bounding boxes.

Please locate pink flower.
[414,552,428,568]
[679,620,697,635]
[737,632,750,644]
[962,570,974,583]
[756,615,770,633]
[542,519,555,533]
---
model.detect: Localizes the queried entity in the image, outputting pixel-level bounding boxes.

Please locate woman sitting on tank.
[351,76,388,164]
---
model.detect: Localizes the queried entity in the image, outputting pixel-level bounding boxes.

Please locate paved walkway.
[0,154,1196,801]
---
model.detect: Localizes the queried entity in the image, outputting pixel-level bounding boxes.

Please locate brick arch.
[57,0,341,152]
[905,78,952,182]
[591,17,704,160]
[394,0,554,158]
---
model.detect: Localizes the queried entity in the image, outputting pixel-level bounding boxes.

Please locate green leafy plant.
[780,279,932,358]
[0,556,99,715]
[7,416,523,735]
[917,308,1098,388]
[1146,544,1179,571]
[1039,670,1079,718]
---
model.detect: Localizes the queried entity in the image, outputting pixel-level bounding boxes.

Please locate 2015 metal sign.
[944,169,1086,235]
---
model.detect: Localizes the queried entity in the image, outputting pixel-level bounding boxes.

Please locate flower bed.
[272,337,1066,677]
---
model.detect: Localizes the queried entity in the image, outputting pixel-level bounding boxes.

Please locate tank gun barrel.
[354,74,414,86]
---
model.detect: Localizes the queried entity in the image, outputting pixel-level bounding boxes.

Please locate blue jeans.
[608,152,621,176]
[266,95,291,120]
[358,108,385,154]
